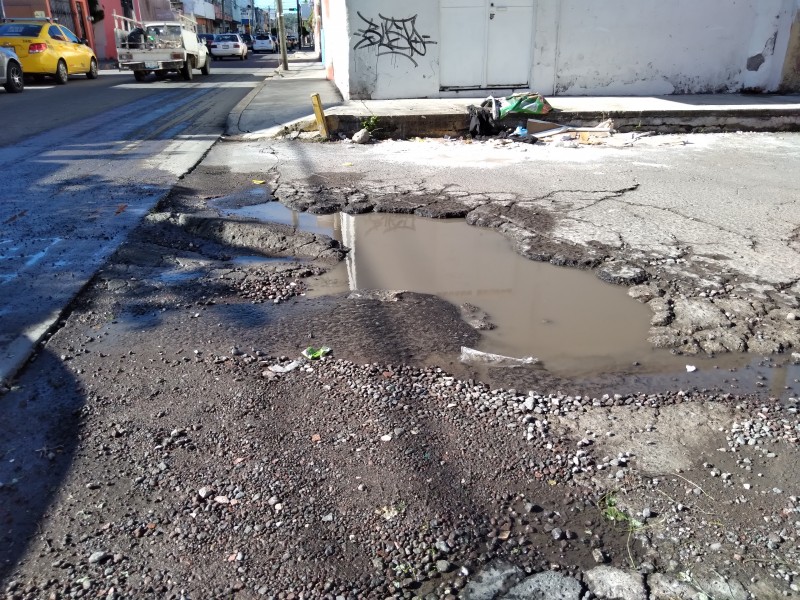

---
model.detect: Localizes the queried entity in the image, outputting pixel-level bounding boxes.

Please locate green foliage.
[599,493,643,530]
[361,115,380,133]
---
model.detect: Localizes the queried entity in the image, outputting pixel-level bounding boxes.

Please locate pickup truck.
[113,11,211,81]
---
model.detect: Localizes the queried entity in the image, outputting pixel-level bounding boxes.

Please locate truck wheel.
[181,58,194,80]
[133,70,148,82]
[54,59,68,84]
[200,55,211,75]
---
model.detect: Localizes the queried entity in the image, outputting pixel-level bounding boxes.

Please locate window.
[48,25,66,40]
[59,26,81,43]
[0,24,43,37]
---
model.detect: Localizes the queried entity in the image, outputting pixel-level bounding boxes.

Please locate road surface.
[0,55,277,382]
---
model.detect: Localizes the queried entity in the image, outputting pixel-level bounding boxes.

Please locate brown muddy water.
[212,196,800,398]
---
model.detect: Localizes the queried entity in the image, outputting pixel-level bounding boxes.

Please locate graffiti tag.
[353,12,437,67]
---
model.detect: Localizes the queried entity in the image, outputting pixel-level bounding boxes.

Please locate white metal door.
[440,0,533,89]
[440,0,486,88]
[486,0,533,86]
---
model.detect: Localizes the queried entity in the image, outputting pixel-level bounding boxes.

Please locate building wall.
[780,0,800,91]
[321,0,350,97]
[327,0,799,99]
[536,0,797,95]
[345,0,439,99]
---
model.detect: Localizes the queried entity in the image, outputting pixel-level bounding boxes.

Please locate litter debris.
[460,346,538,368]
[497,92,552,118]
[268,360,302,373]
[302,346,331,360]
[686,365,697,373]
[529,118,616,142]
[252,179,266,185]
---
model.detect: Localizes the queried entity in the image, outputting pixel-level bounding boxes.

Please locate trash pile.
[467,93,649,148]
[468,93,552,141]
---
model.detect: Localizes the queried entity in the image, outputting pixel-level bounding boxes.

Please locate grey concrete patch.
[462,560,524,600]
[562,402,734,474]
[685,568,749,600]
[647,573,698,600]
[596,261,649,285]
[672,299,732,334]
[502,570,583,600]
[584,566,646,600]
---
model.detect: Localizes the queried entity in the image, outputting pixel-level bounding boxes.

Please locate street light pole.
[276,0,288,70]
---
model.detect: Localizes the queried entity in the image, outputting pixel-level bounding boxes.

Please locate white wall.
[322,0,351,98]
[344,0,439,99]
[328,0,799,98]
[533,0,797,95]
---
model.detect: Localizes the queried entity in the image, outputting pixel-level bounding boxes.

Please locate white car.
[210,33,248,60]
[252,33,275,53]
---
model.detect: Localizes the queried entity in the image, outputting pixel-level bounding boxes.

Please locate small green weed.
[361,115,380,132]
[599,493,643,530]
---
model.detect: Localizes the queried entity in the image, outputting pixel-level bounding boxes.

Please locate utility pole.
[296,0,301,48]
[276,0,288,70]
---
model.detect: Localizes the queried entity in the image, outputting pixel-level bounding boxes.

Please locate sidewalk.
[226,52,800,139]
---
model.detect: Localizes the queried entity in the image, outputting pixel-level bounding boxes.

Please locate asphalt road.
[0,53,278,382]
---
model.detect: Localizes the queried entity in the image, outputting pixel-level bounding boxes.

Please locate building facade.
[322,0,800,100]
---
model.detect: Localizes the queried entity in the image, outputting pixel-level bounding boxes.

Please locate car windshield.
[0,23,43,37]
[218,34,237,42]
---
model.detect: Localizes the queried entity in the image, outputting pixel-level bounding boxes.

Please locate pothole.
[210,196,800,396]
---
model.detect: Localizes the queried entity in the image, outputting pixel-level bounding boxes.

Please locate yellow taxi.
[0,18,98,84]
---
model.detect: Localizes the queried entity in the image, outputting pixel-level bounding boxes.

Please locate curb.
[224,74,274,137]
[324,108,800,138]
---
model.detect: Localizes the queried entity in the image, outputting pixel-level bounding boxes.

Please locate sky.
[255,0,310,11]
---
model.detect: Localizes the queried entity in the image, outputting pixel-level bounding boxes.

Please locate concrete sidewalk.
[225,52,800,139]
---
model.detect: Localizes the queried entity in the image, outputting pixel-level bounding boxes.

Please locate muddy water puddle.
[214,199,799,396]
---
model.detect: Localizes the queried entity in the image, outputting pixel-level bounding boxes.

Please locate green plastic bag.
[497,93,552,118]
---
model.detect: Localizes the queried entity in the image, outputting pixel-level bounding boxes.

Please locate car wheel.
[54,59,68,84]
[133,70,148,82]
[200,55,211,75]
[4,60,24,93]
[180,58,194,80]
[86,58,98,79]
[240,50,245,61]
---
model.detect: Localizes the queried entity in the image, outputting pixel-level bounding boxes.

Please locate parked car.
[241,33,253,51]
[209,33,247,60]
[252,33,275,53]
[0,18,98,84]
[198,33,215,52]
[0,46,24,93]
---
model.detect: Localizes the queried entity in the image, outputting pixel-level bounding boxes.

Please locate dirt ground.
[1,166,798,600]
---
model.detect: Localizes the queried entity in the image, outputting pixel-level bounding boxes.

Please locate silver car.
[1,46,24,93]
